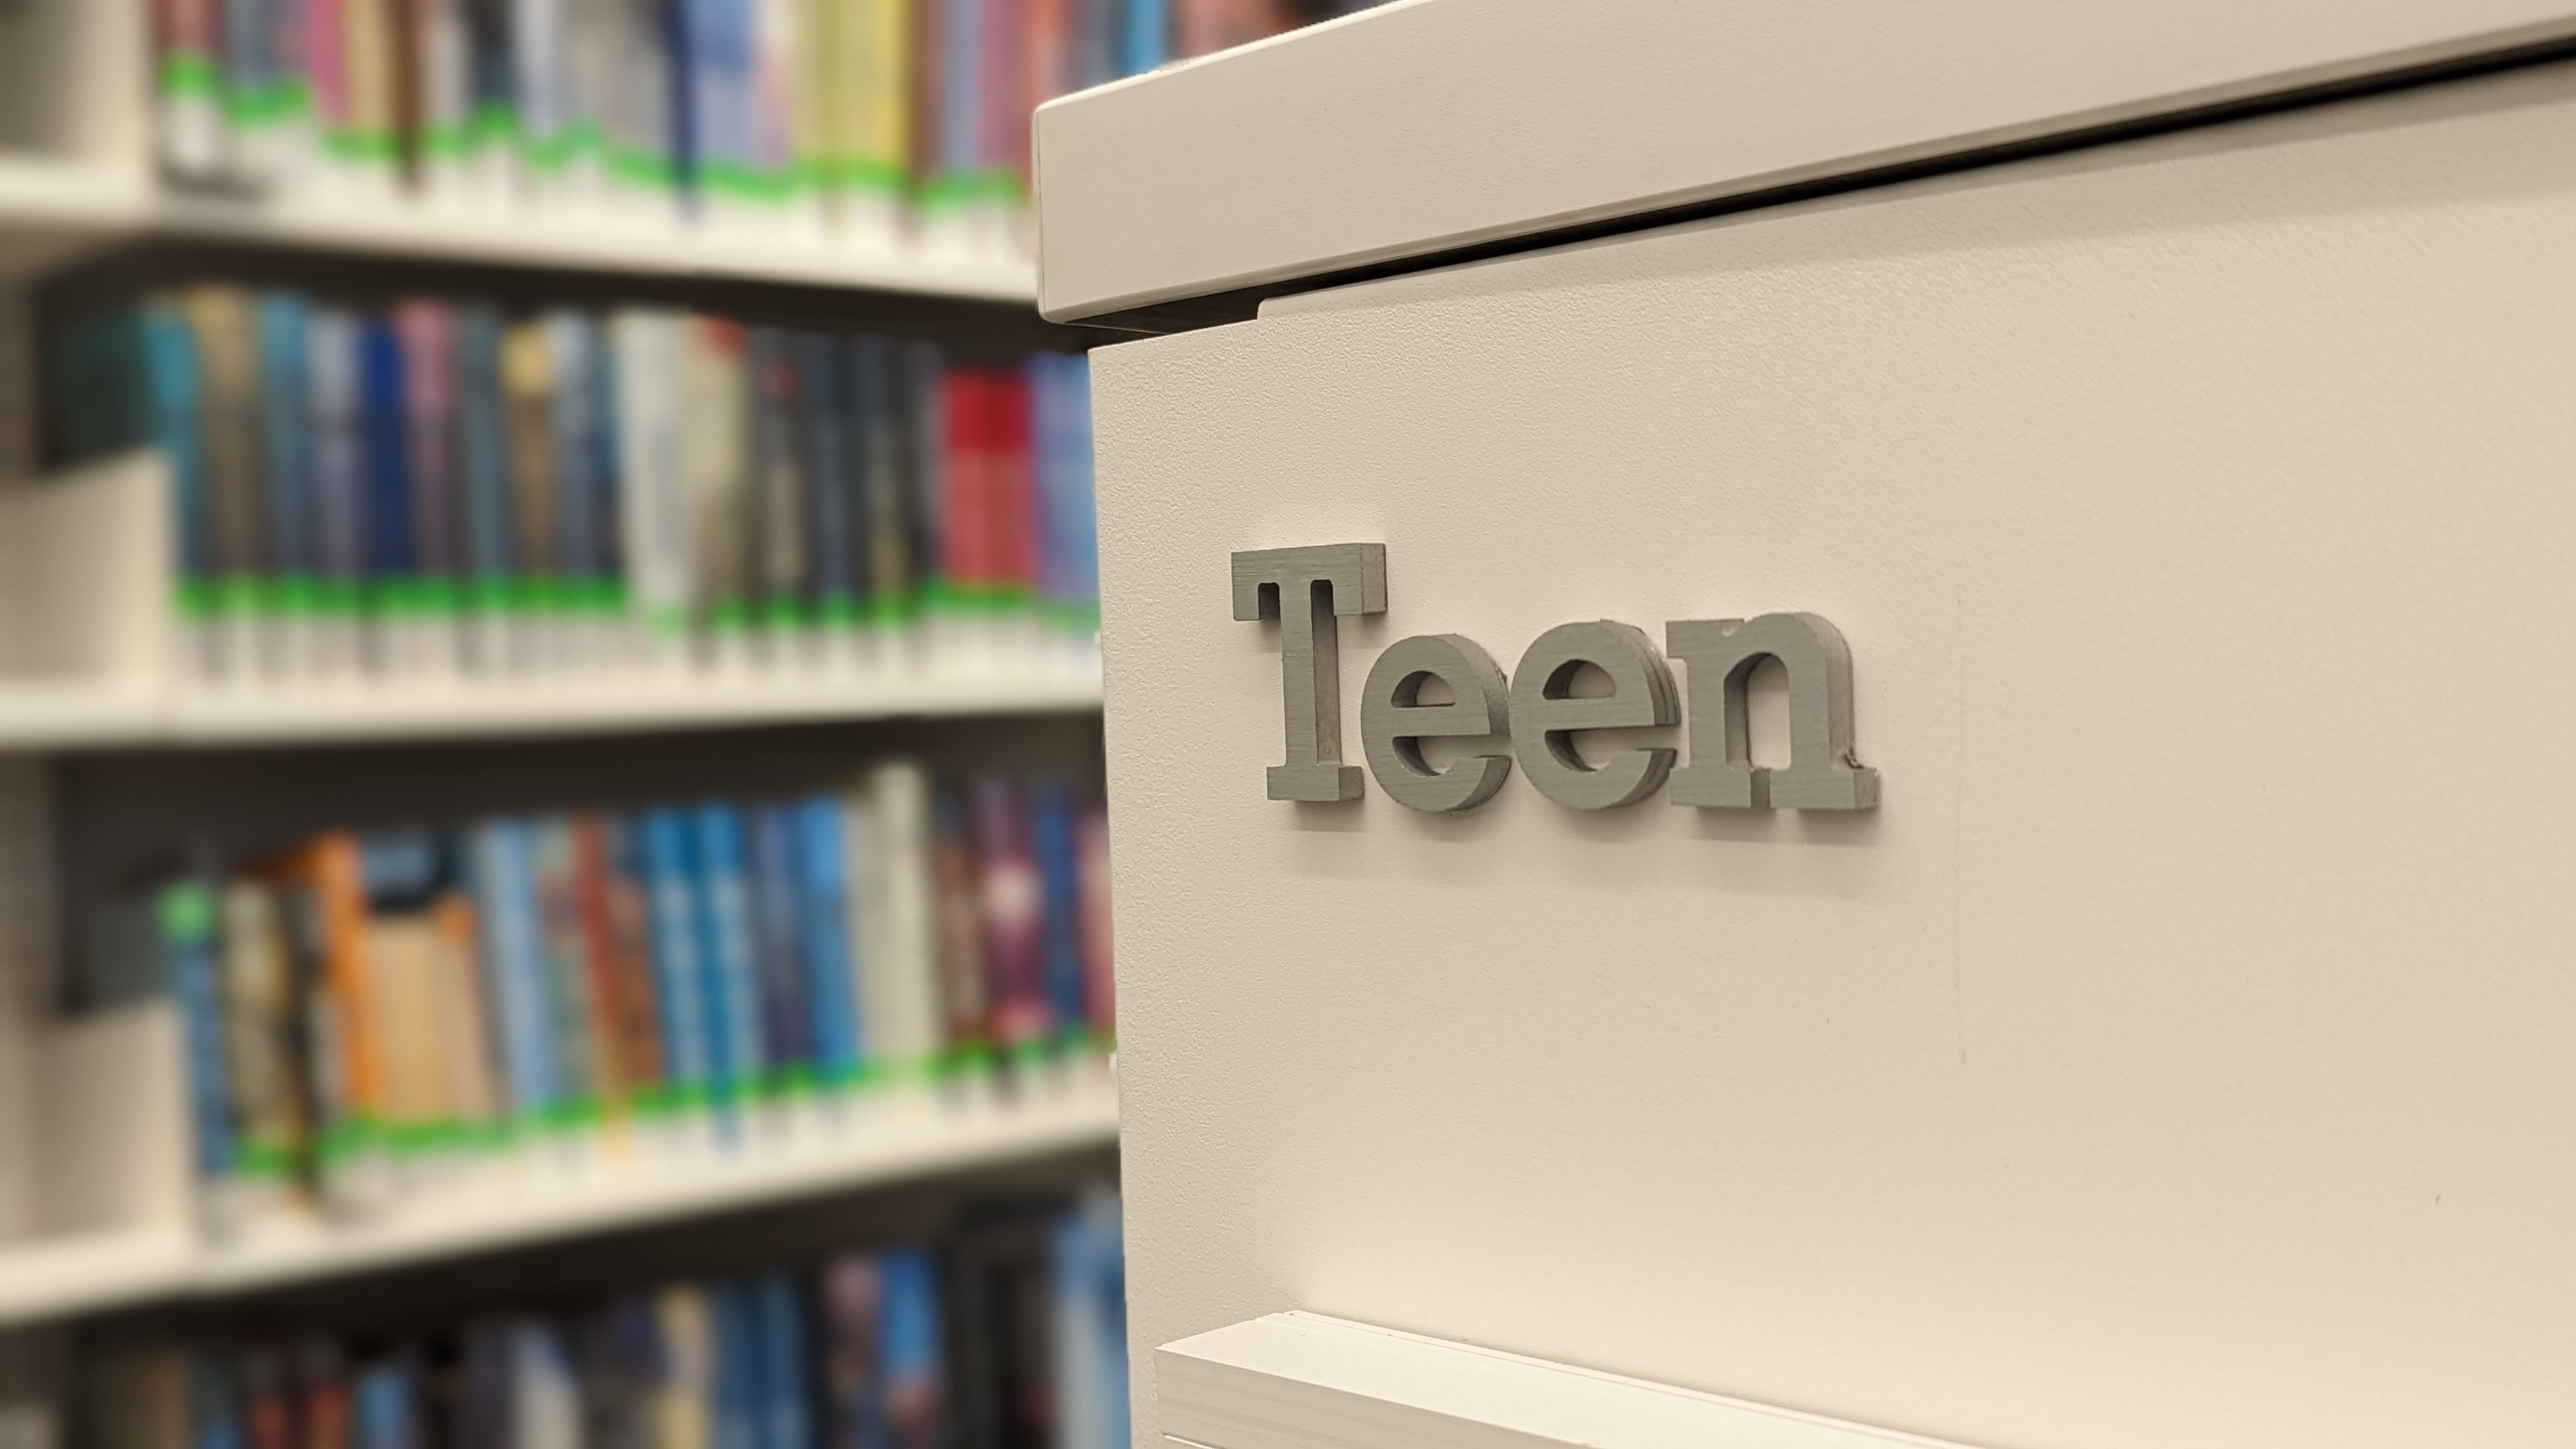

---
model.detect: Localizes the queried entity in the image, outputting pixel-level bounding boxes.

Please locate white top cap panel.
[1034,0,2576,323]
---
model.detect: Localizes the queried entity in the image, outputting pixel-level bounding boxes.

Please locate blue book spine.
[795,795,864,1082]
[161,875,234,1186]
[472,818,556,1119]
[144,304,216,595]
[308,309,367,611]
[713,1282,762,1449]
[1031,783,1086,1039]
[643,807,712,1101]
[664,0,699,206]
[1121,0,1169,77]
[755,1273,810,1449]
[692,804,763,1104]
[360,316,416,595]
[456,305,517,603]
[256,293,316,594]
[749,803,811,1080]
[880,1246,942,1449]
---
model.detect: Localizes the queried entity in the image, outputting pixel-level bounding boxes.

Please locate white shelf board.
[0,658,1101,751]
[0,678,162,749]
[0,1071,1119,1326]
[0,155,1036,301]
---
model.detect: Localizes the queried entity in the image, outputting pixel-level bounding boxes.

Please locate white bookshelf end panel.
[0,450,173,685]
[1157,1313,1982,1449]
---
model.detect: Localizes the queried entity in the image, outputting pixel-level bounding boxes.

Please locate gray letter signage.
[1508,621,1680,810]
[1665,614,1880,810]
[1360,634,1512,813]
[1232,544,1389,802]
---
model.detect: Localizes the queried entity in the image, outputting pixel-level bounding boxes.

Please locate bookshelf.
[0,4,1130,1437]
[0,155,1039,300]
[0,1066,1117,1330]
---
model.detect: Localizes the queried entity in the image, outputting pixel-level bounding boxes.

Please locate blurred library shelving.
[0,1,1379,1445]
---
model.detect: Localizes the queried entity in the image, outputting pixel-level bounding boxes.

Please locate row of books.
[137,761,1113,1236]
[90,1189,1130,1449]
[45,287,1098,684]
[153,0,1378,261]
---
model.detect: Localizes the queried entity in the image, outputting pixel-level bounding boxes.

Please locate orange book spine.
[305,834,383,1127]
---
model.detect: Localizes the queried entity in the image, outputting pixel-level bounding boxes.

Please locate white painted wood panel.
[1090,60,2576,1449]
[1036,0,2576,320]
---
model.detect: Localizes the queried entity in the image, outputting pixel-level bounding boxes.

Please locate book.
[610,309,692,647]
[531,816,605,1118]
[307,306,369,650]
[470,817,557,1126]
[454,302,519,666]
[358,315,418,631]
[394,301,463,635]
[1029,782,1085,1043]
[641,808,714,1108]
[1076,804,1112,1039]
[691,803,765,1107]
[747,801,814,1089]
[797,795,866,1086]
[929,785,989,1061]
[155,0,230,180]
[972,779,1046,1052]
[857,762,942,1075]
[160,873,236,1230]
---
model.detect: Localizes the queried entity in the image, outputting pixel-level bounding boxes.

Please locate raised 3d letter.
[1360,634,1512,813]
[1232,544,1389,802]
[1664,614,1880,809]
[1508,621,1678,810]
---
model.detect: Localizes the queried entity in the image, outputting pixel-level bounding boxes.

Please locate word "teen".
[1232,543,1880,813]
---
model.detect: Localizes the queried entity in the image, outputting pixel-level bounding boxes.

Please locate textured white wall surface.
[1091,61,2576,1449]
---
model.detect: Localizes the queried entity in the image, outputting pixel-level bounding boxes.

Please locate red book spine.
[989,368,1035,595]
[940,370,981,588]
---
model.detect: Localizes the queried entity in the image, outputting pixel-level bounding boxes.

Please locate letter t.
[1231,544,1388,801]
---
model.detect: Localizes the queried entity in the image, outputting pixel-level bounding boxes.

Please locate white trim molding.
[1157,1313,1983,1449]
[1035,0,2576,322]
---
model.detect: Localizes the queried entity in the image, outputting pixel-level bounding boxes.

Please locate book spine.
[603,818,668,1103]
[545,310,602,630]
[142,301,218,625]
[799,333,860,629]
[308,307,368,636]
[755,1273,811,1449]
[339,0,404,190]
[744,328,806,634]
[395,301,463,627]
[903,342,944,606]
[160,875,236,1206]
[431,889,501,1132]
[928,785,987,1064]
[795,796,863,1085]
[188,288,269,638]
[859,762,941,1074]
[512,0,565,200]
[989,364,1034,606]
[471,818,556,1124]
[454,304,516,641]
[1075,804,1112,1041]
[641,808,711,1105]
[359,315,418,630]
[1121,0,1168,74]
[570,815,631,1111]
[691,803,763,1107]
[220,880,307,1194]
[972,778,1046,1052]
[879,1246,942,1449]
[687,319,751,638]
[1029,782,1085,1043]
[531,817,602,1122]
[611,309,693,644]
[850,335,912,620]
[257,295,319,627]
[500,317,560,622]
[749,802,813,1090]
